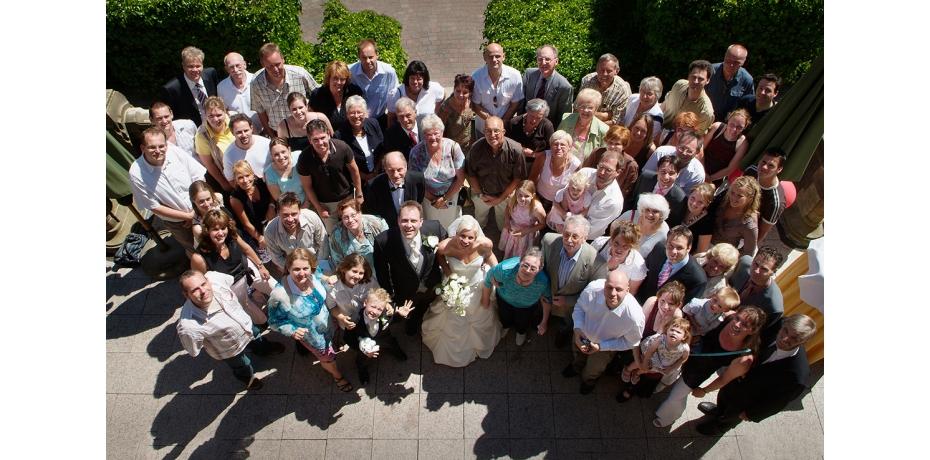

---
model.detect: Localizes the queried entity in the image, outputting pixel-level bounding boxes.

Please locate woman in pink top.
[528,130,581,214]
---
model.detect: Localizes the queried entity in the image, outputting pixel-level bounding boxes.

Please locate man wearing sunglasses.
[471,43,524,134]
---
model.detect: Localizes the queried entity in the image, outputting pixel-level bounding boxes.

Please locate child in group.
[682,286,740,353]
[499,180,547,259]
[616,317,692,402]
[547,171,592,233]
[325,254,380,353]
[343,288,415,385]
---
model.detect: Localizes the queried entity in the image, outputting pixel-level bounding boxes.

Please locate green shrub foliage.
[106,0,407,99]
[485,0,823,91]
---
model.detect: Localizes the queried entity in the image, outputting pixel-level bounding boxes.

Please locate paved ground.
[300,0,491,90]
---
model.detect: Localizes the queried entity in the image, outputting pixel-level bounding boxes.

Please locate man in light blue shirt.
[349,39,399,130]
[705,44,754,122]
[482,247,552,345]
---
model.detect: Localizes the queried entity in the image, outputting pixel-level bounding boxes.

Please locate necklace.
[683,209,706,226]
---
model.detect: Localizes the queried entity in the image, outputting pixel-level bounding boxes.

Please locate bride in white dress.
[421,216,502,367]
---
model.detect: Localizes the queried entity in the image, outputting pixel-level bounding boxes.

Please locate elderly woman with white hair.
[508,98,555,165]
[408,114,466,230]
[621,76,665,136]
[334,95,385,185]
[528,130,582,214]
[557,88,608,165]
[609,192,671,257]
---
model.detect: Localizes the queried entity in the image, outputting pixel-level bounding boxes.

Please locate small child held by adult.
[682,286,740,353]
[499,180,547,259]
[343,288,414,385]
[547,171,592,233]
[617,317,691,402]
[326,254,380,353]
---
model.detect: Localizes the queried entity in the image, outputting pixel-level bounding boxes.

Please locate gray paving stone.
[421,351,465,393]
[107,394,158,447]
[506,351,551,394]
[419,438,465,460]
[372,392,420,439]
[107,278,154,315]
[278,439,326,459]
[509,438,556,459]
[281,394,334,439]
[551,393,601,439]
[151,394,204,448]
[463,393,509,439]
[372,439,419,458]
[464,437,510,460]
[596,392,647,439]
[692,435,742,460]
[106,314,140,352]
[600,437,648,460]
[133,313,182,354]
[507,394,554,439]
[107,352,169,394]
[463,350,509,393]
[326,391,376,439]
[225,394,288,440]
[419,393,464,439]
[324,438,372,460]
[375,349,422,395]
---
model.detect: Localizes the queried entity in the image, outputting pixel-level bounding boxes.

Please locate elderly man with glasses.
[642,129,706,194]
[540,215,609,349]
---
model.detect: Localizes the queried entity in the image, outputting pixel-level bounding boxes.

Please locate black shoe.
[295,339,310,356]
[615,391,632,403]
[554,332,570,349]
[246,377,263,390]
[249,340,286,356]
[580,381,595,395]
[405,318,419,336]
[562,364,580,378]
[387,339,408,361]
[358,367,370,385]
[696,420,726,436]
[698,402,719,417]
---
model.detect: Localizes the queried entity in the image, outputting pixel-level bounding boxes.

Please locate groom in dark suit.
[695,314,817,435]
[364,151,426,228]
[373,201,447,335]
[160,46,219,126]
[636,225,707,305]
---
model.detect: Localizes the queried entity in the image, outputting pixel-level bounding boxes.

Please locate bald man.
[365,151,427,227]
[705,44,754,122]
[217,52,262,131]
[471,43,524,134]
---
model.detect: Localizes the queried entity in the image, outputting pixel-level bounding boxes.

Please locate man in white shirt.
[129,127,207,257]
[695,314,817,435]
[575,151,624,238]
[217,52,262,132]
[349,39,398,130]
[148,101,197,159]
[562,270,645,395]
[263,192,328,272]
[471,43,524,134]
[642,130,706,194]
[223,113,271,186]
[177,270,285,391]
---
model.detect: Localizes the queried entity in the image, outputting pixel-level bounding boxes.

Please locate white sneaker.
[515,333,526,346]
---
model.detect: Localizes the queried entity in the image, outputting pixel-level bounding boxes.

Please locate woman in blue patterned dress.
[267,248,354,392]
[328,198,388,268]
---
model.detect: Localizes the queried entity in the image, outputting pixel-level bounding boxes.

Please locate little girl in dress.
[547,171,592,233]
[617,317,691,402]
[325,254,380,351]
[499,180,548,259]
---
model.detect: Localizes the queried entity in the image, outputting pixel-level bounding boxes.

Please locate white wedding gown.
[421,255,502,367]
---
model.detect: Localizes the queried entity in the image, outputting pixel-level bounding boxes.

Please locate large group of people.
[132,38,812,435]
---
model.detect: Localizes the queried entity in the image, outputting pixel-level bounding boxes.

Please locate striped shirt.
[176,272,255,360]
[251,65,320,129]
[580,73,631,125]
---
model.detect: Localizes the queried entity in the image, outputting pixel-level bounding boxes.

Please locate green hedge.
[106,0,407,100]
[484,0,824,91]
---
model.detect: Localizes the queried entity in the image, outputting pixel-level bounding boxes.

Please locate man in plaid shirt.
[250,42,320,137]
[176,270,285,390]
[579,53,631,127]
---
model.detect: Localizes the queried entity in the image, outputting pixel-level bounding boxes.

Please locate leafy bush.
[106,0,407,100]
[484,0,823,91]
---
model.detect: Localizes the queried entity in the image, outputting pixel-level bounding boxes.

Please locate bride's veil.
[446,215,485,239]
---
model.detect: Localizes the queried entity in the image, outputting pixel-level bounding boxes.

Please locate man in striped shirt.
[177,270,284,390]
[742,147,787,242]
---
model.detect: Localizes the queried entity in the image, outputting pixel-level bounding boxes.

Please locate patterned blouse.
[328,214,388,267]
[408,138,465,196]
[267,275,333,352]
[436,97,476,153]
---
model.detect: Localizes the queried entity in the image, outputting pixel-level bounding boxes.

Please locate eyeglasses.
[596,165,617,174]
[484,128,503,135]
[562,232,584,241]
[577,105,595,111]
[520,263,540,273]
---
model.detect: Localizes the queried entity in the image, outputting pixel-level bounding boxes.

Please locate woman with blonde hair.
[229,160,275,261]
[557,88,608,164]
[310,60,365,129]
[711,175,761,257]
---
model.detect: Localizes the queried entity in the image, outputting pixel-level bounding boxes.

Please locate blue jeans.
[221,325,262,383]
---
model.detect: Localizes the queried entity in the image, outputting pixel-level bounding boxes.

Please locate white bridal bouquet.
[436,274,472,316]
